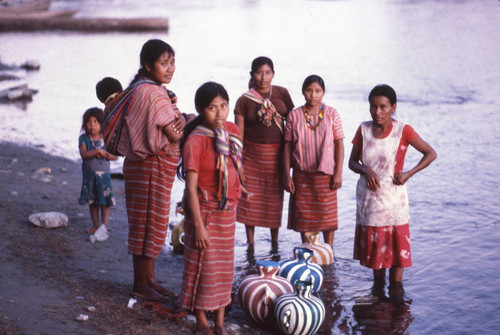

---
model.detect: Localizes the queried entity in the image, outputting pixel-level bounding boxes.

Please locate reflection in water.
[351,281,414,335]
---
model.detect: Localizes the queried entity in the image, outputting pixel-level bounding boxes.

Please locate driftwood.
[0,0,51,14]
[0,16,169,32]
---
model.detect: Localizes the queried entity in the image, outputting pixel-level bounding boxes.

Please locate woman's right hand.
[284,175,295,194]
[364,167,380,191]
[195,224,211,250]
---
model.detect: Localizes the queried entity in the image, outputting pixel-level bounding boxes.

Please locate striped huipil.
[122,80,180,258]
[284,104,344,232]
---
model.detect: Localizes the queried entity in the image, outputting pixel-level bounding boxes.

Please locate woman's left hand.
[330,172,342,190]
[171,116,186,134]
[195,225,211,250]
[393,171,411,185]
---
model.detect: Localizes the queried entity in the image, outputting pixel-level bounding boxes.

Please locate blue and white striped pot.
[274,279,325,335]
[278,247,324,293]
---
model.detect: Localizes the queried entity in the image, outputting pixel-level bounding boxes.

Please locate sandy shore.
[0,141,271,335]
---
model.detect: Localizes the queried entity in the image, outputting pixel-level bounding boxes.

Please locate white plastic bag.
[90,225,109,243]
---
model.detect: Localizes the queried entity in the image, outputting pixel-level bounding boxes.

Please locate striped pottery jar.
[239,260,294,324]
[275,279,325,335]
[298,232,334,265]
[278,247,324,293]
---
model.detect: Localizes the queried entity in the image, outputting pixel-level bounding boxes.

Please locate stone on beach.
[28,211,68,228]
[31,167,53,182]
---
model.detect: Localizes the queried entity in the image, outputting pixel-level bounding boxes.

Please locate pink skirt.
[124,153,177,258]
[180,199,237,311]
[236,140,284,228]
[287,169,338,232]
[353,223,412,270]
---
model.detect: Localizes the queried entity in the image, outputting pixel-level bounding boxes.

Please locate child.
[348,84,436,300]
[78,107,118,234]
[177,82,243,335]
[283,74,344,248]
[95,77,123,105]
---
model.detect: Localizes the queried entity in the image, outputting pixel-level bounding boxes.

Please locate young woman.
[108,39,191,302]
[178,82,243,335]
[234,56,294,249]
[284,74,344,247]
[349,84,436,299]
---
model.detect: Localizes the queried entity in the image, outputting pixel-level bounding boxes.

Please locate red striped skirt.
[180,199,237,311]
[123,153,178,258]
[353,223,412,269]
[236,140,284,228]
[287,169,338,232]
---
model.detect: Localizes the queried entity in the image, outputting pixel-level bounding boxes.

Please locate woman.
[349,84,436,299]
[114,39,190,302]
[283,75,344,247]
[178,82,242,335]
[234,56,294,249]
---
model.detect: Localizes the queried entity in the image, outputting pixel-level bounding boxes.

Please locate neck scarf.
[190,125,243,210]
[243,86,283,133]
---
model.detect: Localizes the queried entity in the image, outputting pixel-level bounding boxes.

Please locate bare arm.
[393,137,437,185]
[235,114,245,141]
[348,144,381,191]
[79,144,107,160]
[330,138,344,190]
[162,117,186,144]
[283,141,295,194]
[185,170,211,250]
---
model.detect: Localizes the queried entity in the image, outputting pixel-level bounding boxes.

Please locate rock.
[28,212,68,229]
[227,323,241,332]
[31,167,53,183]
[75,314,88,321]
[9,191,18,196]
[20,60,40,71]
[86,306,96,312]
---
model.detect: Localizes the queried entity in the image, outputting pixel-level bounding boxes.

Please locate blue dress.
[78,134,115,206]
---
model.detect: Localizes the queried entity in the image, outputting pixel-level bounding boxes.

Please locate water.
[1,0,499,334]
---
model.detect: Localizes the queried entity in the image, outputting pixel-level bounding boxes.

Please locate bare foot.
[196,326,214,335]
[85,226,98,234]
[131,284,169,303]
[151,282,178,298]
[214,326,229,335]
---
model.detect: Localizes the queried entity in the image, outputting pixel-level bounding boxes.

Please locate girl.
[78,107,117,234]
[178,82,242,335]
[348,84,436,299]
[284,75,344,247]
[234,56,294,250]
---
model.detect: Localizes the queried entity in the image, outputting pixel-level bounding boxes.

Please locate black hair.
[302,74,325,94]
[248,56,274,89]
[95,77,123,103]
[130,39,175,86]
[176,82,230,181]
[81,107,104,135]
[368,84,397,106]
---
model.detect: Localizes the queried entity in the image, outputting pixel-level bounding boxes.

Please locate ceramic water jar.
[298,232,334,265]
[275,279,325,335]
[278,247,323,293]
[239,260,294,324]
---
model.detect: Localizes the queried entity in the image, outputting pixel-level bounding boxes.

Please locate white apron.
[356,120,410,227]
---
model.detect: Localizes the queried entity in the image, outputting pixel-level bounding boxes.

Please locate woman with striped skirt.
[283,75,344,247]
[234,56,294,249]
[111,39,192,302]
[178,82,243,335]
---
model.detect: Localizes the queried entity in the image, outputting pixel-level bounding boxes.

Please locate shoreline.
[0,141,269,334]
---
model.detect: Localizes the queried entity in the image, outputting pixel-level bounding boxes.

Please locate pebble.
[86,306,96,312]
[75,314,89,321]
[10,191,18,196]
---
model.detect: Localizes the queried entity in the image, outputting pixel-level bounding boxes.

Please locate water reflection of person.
[117,39,192,302]
[234,56,294,250]
[348,84,436,299]
[352,298,414,334]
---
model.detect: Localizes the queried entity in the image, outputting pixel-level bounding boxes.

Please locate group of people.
[77,39,436,335]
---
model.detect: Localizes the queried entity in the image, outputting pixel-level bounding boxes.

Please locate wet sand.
[0,141,268,335]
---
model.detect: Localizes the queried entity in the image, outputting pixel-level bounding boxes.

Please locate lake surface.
[1,0,499,334]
